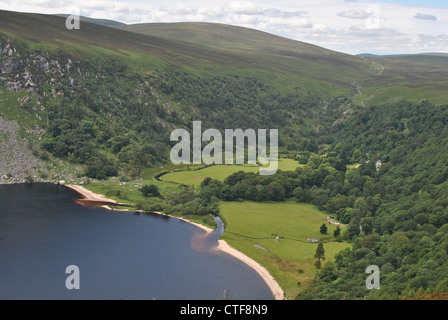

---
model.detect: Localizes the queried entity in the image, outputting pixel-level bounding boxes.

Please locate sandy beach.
[215,239,285,300]
[66,184,121,209]
[66,184,285,300]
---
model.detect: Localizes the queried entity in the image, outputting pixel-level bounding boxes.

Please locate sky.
[0,0,447,55]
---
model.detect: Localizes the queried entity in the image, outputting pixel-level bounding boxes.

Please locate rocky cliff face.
[0,35,75,93]
[0,39,26,92]
[0,35,82,184]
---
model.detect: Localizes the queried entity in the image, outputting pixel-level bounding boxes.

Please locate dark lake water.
[0,183,273,300]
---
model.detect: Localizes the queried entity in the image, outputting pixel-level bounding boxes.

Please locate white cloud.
[338,8,373,19]
[263,8,305,18]
[225,1,261,15]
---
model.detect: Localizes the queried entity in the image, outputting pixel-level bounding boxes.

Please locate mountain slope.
[1,9,355,183]
[0,10,257,69]
[115,21,376,94]
[117,21,349,55]
[54,14,126,27]
[354,54,448,105]
[118,21,448,105]
[0,10,377,97]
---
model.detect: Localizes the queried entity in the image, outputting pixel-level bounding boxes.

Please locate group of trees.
[37,58,327,180]
[35,52,175,180]
[199,173,288,202]
[140,184,160,197]
[296,100,448,299]
[199,154,384,241]
[163,188,220,217]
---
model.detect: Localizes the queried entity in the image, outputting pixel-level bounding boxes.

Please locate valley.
[1,9,448,300]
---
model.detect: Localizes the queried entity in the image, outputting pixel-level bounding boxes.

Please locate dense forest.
[32,50,323,180]
[295,100,448,299]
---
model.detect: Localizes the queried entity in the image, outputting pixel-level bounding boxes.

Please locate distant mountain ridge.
[358,52,448,57]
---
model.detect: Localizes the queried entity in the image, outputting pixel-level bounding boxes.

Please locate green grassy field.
[161,159,300,188]
[219,201,350,299]
[161,164,258,188]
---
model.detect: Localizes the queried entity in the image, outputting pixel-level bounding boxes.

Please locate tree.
[325,196,348,217]
[200,177,212,187]
[319,261,338,282]
[334,225,341,238]
[314,241,326,269]
[265,181,285,201]
[244,185,259,201]
[293,186,307,202]
[140,184,160,197]
[320,223,328,235]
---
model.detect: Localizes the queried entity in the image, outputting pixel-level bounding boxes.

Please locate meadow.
[161,159,301,188]
[219,201,350,299]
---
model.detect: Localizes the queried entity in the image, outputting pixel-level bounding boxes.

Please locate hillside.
[0,10,379,97]
[54,14,127,27]
[116,21,378,95]
[0,9,336,183]
[118,21,448,105]
[116,21,365,64]
[353,54,448,105]
[0,10,256,70]
[1,9,448,300]
[0,8,382,184]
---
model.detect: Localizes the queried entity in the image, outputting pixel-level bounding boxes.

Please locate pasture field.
[161,159,301,188]
[219,201,350,299]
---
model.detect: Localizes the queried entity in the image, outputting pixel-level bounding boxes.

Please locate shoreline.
[215,239,285,300]
[65,184,285,300]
